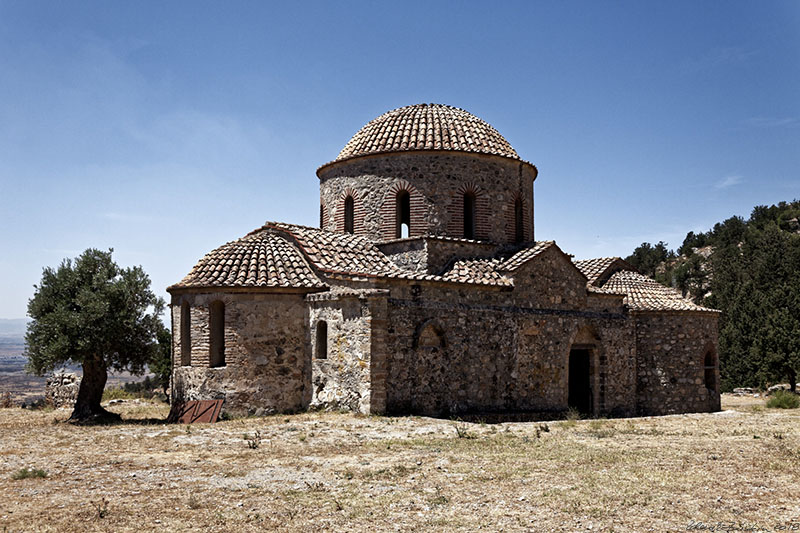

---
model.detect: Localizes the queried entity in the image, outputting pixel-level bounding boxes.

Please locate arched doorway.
[567,326,604,416]
[568,348,592,414]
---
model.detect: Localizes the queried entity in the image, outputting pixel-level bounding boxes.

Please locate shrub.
[766,390,800,409]
[102,387,138,402]
[245,430,262,449]
[452,419,477,439]
[12,467,47,480]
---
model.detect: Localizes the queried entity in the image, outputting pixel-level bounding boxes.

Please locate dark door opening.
[568,348,592,415]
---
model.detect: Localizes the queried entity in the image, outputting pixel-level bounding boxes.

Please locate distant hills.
[0,318,29,338]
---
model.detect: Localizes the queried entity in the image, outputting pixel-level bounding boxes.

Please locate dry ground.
[1,396,799,532]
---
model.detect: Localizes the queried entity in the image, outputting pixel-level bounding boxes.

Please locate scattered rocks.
[45,372,80,408]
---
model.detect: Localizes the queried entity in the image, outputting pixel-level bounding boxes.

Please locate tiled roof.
[170,230,326,290]
[267,222,404,278]
[573,257,637,286]
[269,222,511,287]
[441,258,512,286]
[497,241,555,271]
[602,271,719,313]
[331,103,524,164]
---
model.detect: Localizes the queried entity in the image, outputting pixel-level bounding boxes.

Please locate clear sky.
[1,1,798,319]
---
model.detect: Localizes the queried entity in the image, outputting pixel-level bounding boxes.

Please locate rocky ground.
[1,395,799,532]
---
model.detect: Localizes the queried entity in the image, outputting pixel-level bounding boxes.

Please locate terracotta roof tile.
[440,258,512,286]
[602,270,718,313]
[573,257,638,285]
[329,103,527,165]
[171,230,325,290]
[270,222,513,287]
[497,241,555,271]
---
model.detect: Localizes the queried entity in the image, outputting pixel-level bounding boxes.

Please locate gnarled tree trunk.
[69,357,120,423]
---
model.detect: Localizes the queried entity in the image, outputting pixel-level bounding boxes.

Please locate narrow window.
[463,192,476,239]
[209,301,225,368]
[180,302,191,366]
[315,320,328,359]
[704,351,716,393]
[344,196,355,234]
[320,203,324,228]
[396,190,410,238]
[514,197,524,243]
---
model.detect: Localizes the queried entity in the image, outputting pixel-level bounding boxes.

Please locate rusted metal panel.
[173,399,223,424]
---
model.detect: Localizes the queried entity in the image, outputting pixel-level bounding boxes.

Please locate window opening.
[180,302,191,366]
[463,192,476,239]
[396,190,410,238]
[344,196,354,234]
[315,321,328,359]
[209,301,225,368]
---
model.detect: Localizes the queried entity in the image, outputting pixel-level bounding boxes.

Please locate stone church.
[168,103,720,419]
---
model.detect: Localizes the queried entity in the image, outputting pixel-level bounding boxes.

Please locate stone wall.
[319,152,536,244]
[308,294,373,413]
[634,312,720,415]
[46,372,81,408]
[378,237,500,274]
[379,247,637,417]
[171,291,311,416]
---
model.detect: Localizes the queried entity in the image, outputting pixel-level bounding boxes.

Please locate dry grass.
[1,395,799,532]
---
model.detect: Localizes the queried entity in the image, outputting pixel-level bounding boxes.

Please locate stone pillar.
[367,293,389,415]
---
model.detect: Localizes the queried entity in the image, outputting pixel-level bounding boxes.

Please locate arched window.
[344,196,355,234]
[180,302,191,366]
[209,301,225,368]
[704,350,716,393]
[514,197,524,243]
[463,192,476,239]
[315,320,328,359]
[396,190,411,238]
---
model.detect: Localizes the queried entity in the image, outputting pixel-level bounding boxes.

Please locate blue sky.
[1,1,798,319]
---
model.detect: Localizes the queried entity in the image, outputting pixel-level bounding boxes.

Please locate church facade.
[168,103,720,418]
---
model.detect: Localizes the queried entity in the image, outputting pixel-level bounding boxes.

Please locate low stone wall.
[46,372,81,408]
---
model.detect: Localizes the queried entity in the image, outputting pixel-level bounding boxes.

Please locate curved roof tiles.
[332,103,523,164]
[170,230,325,290]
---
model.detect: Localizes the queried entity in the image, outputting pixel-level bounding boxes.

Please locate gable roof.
[602,270,719,313]
[573,257,638,286]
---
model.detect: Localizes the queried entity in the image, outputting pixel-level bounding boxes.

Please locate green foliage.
[766,390,800,409]
[624,241,675,278]
[25,248,165,376]
[12,467,47,480]
[150,322,172,396]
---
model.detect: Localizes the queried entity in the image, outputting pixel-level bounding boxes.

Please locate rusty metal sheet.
[174,399,223,424]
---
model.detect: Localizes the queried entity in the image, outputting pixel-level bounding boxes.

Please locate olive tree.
[25,249,165,422]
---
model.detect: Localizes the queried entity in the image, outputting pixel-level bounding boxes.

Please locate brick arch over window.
[505,191,532,243]
[335,189,365,235]
[413,319,446,350]
[447,183,489,240]
[380,180,425,240]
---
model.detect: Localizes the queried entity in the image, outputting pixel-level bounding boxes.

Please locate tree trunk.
[788,368,797,394]
[69,357,120,423]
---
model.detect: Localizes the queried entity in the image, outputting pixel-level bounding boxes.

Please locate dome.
[332,103,522,163]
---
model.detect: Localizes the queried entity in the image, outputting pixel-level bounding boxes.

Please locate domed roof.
[333,103,522,163]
